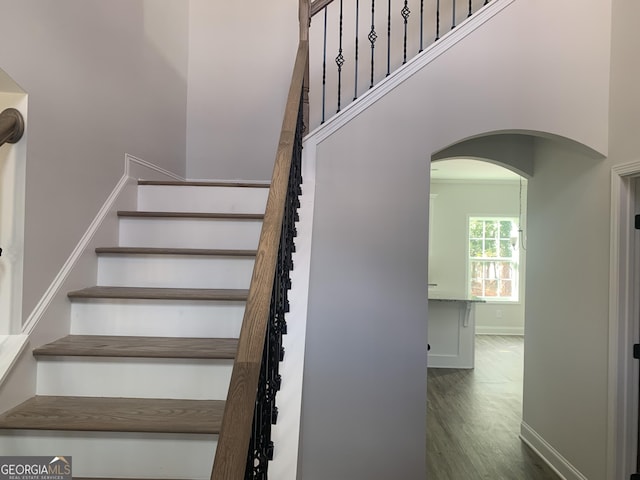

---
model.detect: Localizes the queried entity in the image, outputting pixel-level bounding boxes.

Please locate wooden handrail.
[310,0,337,17]
[210,40,309,480]
[0,108,24,148]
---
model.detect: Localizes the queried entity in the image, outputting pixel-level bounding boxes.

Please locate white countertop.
[428,296,485,303]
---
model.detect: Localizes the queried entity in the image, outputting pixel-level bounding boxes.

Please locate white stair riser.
[37,358,233,400]
[70,299,245,338]
[97,255,255,289]
[119,218,262,250]
[0,430,216,479]
[138,185,268,214]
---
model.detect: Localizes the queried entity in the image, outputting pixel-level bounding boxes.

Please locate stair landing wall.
[300,0,612,479]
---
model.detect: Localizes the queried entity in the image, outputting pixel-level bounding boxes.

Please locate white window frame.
[468,216,520,303]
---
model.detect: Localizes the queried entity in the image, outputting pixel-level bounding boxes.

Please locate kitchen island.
[427,296,484,369]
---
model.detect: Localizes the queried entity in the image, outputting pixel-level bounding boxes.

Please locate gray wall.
[0,0,189,322]
[299,0,612,478]
[523,139,610,478]
[185,0,299,181]
[301,130,430,480]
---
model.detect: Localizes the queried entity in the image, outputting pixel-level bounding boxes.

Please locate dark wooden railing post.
[0,108,24,147]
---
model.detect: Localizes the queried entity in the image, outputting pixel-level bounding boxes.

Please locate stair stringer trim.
[0,155,183,412]
[268,138,317,480]
[22,154,184,339]
[306,0,516,144]
[520,421,587,480]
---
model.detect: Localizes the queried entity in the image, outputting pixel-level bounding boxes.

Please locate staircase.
[0,180,270,479]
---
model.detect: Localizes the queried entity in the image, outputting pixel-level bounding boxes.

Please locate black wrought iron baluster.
[419,0,424,52]
[354,0,360,100]
[468,0,472,17]
[435,0,440,40]
[452,0,456,29]
[321,8,328,123]
[336,0,345,112]
[386,0,391,76]
[368,0,377,88]
[401,0,410,64]
[244,95,303,480]
[484,0,489,5]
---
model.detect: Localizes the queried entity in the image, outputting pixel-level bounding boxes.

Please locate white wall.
[301,0,612,478]
[0,0,189,324]
[524,139,610,479]
[430,179,526,335]
[522,0,640,477]
[186,0,299,181]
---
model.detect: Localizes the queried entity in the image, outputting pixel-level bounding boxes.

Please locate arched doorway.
[426,158,543,476]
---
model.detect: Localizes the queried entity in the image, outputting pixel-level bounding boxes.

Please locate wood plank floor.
[427,335,560,479]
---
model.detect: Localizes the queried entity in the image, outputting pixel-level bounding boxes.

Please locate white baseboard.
[520,421,587,480]
[475,326,525,336]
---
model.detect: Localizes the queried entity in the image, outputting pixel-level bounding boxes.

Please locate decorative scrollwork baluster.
[369,0,377,88]
[336,0,345,112]
[244,94,303,480]
[401,0,411,64]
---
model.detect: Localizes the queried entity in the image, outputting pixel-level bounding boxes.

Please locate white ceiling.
[431,159,521,181]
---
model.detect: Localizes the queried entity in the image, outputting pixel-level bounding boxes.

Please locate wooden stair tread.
[0,396,224,434]
[95,246,257,257]
[117,211,264,220]
[67,286,249,301]
[138,180,270,188]
[33,335,238,359]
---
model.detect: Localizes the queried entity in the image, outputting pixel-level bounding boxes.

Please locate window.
[469,217,519,302]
